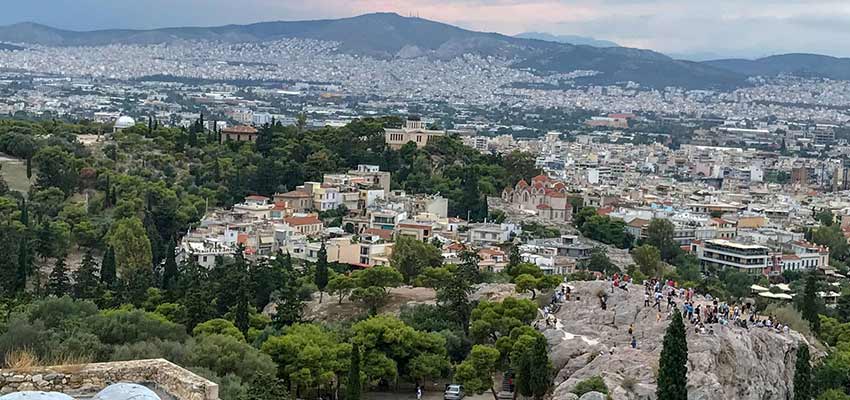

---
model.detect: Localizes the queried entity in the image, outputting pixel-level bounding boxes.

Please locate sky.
[3,0,850,58]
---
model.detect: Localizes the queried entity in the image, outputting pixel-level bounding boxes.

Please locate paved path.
[364,391,491,400]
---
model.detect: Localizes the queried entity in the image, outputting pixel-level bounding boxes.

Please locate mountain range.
[513,32,619,48]
[0,13,846,89]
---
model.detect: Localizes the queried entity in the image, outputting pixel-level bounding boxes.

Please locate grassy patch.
[0,155,32,194]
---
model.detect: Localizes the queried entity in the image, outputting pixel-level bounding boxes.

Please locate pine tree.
[315,243,329,303]
[801,273,821,333]
[657,309,688,400]
[273,251,303,327]
[242,373,290,400]
[47,254,70,297]
[73,249,100,300]
[793,343,811,400]
[346,343,361,400]
[101,246,117,286]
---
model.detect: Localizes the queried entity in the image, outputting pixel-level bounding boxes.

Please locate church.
[501,175,573,222]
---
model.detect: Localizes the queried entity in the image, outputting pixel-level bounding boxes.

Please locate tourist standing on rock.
[644,292,650,307]
[629,323,634,336]
[631,336,637,349]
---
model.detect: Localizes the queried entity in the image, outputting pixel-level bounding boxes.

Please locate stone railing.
[0,359,219,400]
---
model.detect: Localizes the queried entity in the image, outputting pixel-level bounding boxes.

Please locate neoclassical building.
[501,175,572,221]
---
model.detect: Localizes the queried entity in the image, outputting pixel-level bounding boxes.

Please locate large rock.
[579,391,606,400]
[547,281,809,400]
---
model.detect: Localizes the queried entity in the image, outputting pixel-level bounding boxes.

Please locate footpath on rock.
[542,280,809,400]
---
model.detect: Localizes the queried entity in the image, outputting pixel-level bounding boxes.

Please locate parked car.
[444,384,465,400]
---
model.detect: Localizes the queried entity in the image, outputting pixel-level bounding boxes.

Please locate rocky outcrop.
[546,281,808,400]
[0,359,218,400]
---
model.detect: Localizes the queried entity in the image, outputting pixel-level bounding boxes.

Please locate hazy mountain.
[0,13,746,89]
[704,53,850,80]
[0,43,23,51]
[515,32,619,48]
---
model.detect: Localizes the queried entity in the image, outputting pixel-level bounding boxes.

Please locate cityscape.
[0,3,850,400]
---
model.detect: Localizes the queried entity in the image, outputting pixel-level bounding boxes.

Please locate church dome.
[114,116,136,129]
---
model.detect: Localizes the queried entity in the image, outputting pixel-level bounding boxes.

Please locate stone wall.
[0,359,218,400]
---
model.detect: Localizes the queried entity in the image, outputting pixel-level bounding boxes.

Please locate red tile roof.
[284,215,322,226]
[363,228,393,241]
[222,125,258,134]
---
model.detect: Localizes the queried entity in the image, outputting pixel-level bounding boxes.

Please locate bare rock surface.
[546,281,806,400]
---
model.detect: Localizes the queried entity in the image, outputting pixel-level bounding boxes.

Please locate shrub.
[573,375,609,396]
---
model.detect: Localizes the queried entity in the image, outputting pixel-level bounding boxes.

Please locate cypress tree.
[233,247,251,337]
[315,243,329,303]
[101,246,117,286]
[657,309,688,400]
[25,157,32,180]
[19,198,28,226]
[273,251,303,327]
[513,334,552,400]
[47,254,70,297]
[15,233,30,293]
[162,238,179,291]
[73,249,101,300]
[801,273,821,333]
[793,343,811,400]
[507,243,521,276]
[346,343,361,400]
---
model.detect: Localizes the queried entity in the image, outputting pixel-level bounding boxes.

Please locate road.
[364,391,491,400]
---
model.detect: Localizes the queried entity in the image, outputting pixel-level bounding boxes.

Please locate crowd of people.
[537,274,794,351]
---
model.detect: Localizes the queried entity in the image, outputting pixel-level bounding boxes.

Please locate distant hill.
[0,13,746,89]
[704,53,850,80]
[515,32,618,48]
[0,42,23,51]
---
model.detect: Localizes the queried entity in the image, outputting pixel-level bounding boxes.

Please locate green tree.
[193,318,246,342]
[33,146,78,196]
[633,244,662,277]
[47,254,70,297]
[455,345,501,400]
[327,274,355,304]
[107,217,153,277]
[391,235,443,284]
[817,390,850,400]
[801,273,822,333]
[315,242,329,303]
[161,238,179,291]
[645,219,680,262]
[346,343,362,400]
[581,247,618,275]
[350,266,404,315]
[657,309,688,400]
[101,246,117,286]
[507,243,521,276]
[240,373,291,400]
[352,315,449,385]
[273,251,303,328]
[261,324,349,397]
[573,207,597,229]
[470,298,538,344]
[794,343,811,400]
[512,333,550,400]
[73,249,101,300]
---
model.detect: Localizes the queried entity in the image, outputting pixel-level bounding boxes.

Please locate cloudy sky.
[3,0,850,58]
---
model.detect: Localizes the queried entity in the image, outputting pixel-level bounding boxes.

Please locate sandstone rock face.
[546,281,807,400]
